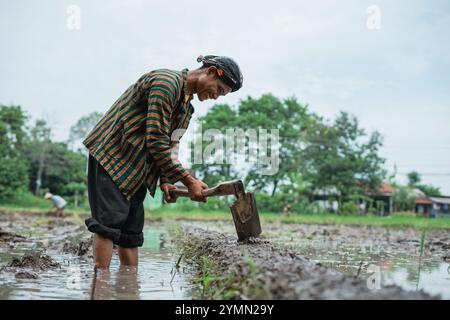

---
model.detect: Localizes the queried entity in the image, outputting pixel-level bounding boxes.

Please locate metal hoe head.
[228,180,262,241]
[169,179,262,241]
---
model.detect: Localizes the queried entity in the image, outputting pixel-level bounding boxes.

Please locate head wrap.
[197,55,243,92]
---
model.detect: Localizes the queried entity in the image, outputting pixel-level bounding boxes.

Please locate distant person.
[282,203,292,215]
[82,55,243,270]
[44,192,67,217]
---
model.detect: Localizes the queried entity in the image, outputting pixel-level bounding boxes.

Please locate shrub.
[254,192,291,213]
[340,201,359,215]
[393,211,417,218]
[0,157,29,202]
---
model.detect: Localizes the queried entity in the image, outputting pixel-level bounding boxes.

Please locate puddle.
[1,214,449,299]
[178,226,435,299]
[0,215,194,300]
[182,220,450,299]
[301,249,450,299]
[383,261,450,298]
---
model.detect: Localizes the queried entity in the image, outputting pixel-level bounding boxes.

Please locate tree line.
[0,96,441,213]
[192,94,387,213]
[0,105,101,206]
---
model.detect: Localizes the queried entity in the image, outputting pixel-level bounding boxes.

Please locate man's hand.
[160,183,178,203]
[182,176,209,202]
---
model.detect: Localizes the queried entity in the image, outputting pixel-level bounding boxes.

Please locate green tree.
[238,95,311,196]
[416,184,441,196]
[43,142,86,198]
[25,120,87,199]
[0,105,29,201]
[302,111,386,209]
[65,182,87,207]
[0,105,28,153]
[193,95,387,214]
[406,171,441,196]
[191,104,238,187]
[68,111,103,150]
[26,119,52,195]
[193,94,312,197]
[393,185,416,211]
[407,171,421,187]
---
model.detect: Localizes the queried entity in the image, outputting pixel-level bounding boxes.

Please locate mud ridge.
[62,237,93,257]
[181,227,439,300]
[7,251,60,271]
[0,228,27,243]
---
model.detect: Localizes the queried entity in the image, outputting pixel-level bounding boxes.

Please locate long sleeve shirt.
[83,68,194,200]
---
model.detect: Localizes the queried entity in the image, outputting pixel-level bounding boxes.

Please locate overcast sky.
[1,0,449,193]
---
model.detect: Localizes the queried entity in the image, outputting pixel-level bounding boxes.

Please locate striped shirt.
[83,68,194,200]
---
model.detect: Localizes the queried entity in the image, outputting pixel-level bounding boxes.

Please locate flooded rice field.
[185,220,450,299]
[0,213,194,300]
[1,212,449,299]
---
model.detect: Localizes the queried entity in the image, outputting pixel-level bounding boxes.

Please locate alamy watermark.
[366,264,382,290]
[366,5,382,30]
[66,5,81,31]
[170,124,280,176]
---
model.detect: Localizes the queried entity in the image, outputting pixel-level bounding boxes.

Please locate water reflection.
[183,221,450,299]
[0,224,193,300]
[91,269,111,300]
[300,243,450,299]
[114,266,140,300]
[92,266,141,300]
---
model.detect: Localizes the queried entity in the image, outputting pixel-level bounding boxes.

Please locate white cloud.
[1,0,449,193]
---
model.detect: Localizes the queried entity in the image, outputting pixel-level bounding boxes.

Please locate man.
[83,55,243,269]
[44,192,67,217]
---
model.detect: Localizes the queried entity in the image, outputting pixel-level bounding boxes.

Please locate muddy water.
[185,220,450,299]
[0,214,194,300]
[2,213,449,299]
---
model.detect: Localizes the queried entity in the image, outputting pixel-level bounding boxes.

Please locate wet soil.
[7,251,60,270]
[1,210,447,300]
[62,238,93,257]
[0,228,27,243]
[15,270,39,279]
[263,223,450,260]
[0,211,193,299]
[186,220,450,260]
[181,220,450,298]
[181,226,439,299]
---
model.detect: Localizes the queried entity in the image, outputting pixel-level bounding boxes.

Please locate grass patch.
[0,192,90,216]
[168,225,270,300]
[0,206,90,216]
[1,191,49,209]
[2,196,450,231]
[150,207,450,230]
[148,207,231,221]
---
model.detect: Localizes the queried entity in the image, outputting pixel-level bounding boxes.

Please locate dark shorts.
[85,155,147,248]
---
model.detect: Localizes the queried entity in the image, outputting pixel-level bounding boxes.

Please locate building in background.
[428,196,450,218]
[370,183,396,216]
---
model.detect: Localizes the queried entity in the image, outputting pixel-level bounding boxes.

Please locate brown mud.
[186,220,450,264]
[0,212,91,280]
[7,251,60,270]
[0,212,193,299]
[180,226,440,299]
[0,228,27,243]
[263,223,450,260]
[62,238,93,257]
[15,270,39,279]
[1,210,447,299]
